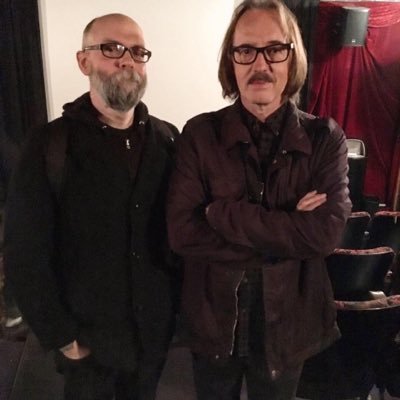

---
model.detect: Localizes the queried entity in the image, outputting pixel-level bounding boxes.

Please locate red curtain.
[307,1,400,206]
[392,133,400,209]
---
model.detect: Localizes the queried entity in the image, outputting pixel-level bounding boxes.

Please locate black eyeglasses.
[231,42,294,65]
[83,43,152,63]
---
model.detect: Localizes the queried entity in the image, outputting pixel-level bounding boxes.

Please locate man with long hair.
[167,1,351,399]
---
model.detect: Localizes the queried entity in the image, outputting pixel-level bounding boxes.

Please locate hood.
[62,92,102,127]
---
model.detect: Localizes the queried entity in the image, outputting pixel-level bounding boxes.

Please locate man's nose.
[253,51,270,70]
[119,49,135,68]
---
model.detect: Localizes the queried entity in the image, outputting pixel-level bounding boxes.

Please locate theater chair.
[326,247,395,301]
[365,211,400,253]
[364,211,400,294]
[346,138,367,212]
[297,247,400,400]
[339,211,370,249]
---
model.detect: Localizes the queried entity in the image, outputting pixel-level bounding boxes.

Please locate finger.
[307,195,327,209]
[297,194,327,211]
[299,190,318,202]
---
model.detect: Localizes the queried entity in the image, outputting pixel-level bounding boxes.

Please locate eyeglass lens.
[101,43,151,62]
[233,44,291,64]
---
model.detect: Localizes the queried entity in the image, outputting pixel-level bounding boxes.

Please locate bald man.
[4,14,179,400]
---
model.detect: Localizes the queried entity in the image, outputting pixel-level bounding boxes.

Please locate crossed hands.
[205,190,327,215]
[296,190,327,211]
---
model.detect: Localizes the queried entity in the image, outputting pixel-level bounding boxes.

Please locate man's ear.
[76,51,91,76]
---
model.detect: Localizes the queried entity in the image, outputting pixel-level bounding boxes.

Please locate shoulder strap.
[45,119,69,201]
[148,117,178,155]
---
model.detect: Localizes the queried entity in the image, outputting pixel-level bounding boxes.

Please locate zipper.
[126,138,131,150]
[230,270,246,355]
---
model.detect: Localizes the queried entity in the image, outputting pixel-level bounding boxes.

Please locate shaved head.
[82,13,143,48]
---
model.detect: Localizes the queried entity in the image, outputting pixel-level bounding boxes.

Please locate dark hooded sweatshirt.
[4,93,179,371]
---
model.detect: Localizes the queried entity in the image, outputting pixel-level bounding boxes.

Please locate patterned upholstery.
[374,211,400,218]
[335,294,400,310]
[333,246,393,256]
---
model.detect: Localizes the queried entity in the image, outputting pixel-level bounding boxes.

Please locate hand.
[60,340,91,360]
[296,190,327,211]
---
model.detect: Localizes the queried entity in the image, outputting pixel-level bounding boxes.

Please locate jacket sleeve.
[205,122,352,259]
[3,128,79,351]
[167,127,257,263]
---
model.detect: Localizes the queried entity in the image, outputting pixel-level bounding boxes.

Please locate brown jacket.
[167,101,352,378]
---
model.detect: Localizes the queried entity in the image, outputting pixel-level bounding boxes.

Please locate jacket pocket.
[264,259,337,364]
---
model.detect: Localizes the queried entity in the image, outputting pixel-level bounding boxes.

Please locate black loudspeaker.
[339,6,370,47]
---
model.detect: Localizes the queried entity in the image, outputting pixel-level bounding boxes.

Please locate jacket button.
[135,203,140,208]
[272,159,277,164]
[214,354,220,360]
[271,369,279,379]
[281,149,287,155]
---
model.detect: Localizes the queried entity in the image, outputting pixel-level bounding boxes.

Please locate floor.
[1,329,399,400]
[1,232,399,400]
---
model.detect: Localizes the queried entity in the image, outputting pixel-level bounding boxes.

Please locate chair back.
[346,138,366,156]
[365,211,400,253]
[346,138,367,211]
[326,247,395,301]
[339,211,370,249]
[298,297,400,399]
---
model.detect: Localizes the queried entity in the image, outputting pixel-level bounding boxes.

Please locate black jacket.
[167,101,352,378]
[4,93,179,371]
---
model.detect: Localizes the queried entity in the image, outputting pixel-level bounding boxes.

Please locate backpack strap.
[45,119,69,201]
[148,116,179,156]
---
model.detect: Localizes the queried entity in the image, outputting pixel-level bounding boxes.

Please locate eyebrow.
[233,40,287,47]
[100,39,146,47]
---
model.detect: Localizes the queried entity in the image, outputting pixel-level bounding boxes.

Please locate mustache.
[112,69,142,84]
[248,72,275,84]
[92,68,147,111]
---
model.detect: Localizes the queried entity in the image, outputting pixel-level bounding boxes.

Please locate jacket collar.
[62,92,149,133]
[220,100,312,156]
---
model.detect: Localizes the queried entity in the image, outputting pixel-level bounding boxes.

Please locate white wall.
[38,0,236,130]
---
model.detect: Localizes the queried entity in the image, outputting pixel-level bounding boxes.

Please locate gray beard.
[91,69,147,112]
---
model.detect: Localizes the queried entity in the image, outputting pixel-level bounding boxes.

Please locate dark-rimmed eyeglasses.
[231,43,294,65]
[82,43,152,63]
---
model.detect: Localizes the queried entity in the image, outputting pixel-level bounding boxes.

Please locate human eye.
[130,46,151,62]
[234,46,256,63]
[266,44,287,59]
[236,46,254,56]
[102,43,124,57]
